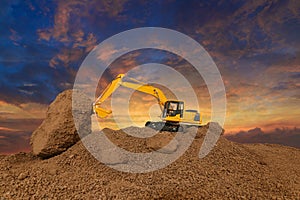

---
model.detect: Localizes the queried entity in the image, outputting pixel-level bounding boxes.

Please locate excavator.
[93,74,202,132]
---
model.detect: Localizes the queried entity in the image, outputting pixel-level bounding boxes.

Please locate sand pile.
[1,125,299,199]
[1,90,299,199]
[30,90,92,158]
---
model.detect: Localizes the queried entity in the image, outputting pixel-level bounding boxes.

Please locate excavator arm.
[93,74,168,118]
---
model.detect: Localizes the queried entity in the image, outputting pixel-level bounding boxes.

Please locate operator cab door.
[162,101,184,118]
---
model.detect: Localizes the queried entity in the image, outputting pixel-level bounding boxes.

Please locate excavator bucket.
[94,107,112,118]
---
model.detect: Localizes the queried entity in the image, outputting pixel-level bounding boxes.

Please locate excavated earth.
[1,125,300,199]
[1,90,299,199]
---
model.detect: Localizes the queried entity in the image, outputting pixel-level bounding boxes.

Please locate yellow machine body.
[93,74,202,131]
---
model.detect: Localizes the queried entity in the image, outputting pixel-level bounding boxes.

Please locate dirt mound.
[30,90,92,158]
[1,125,299,199]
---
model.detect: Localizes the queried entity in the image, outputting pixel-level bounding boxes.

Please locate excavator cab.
[162,101,184,119]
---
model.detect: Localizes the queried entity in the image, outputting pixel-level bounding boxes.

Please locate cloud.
[0,126,20,132]
[181,0,300,66]
[49,47,85,68]
[9,28,22,45]
[73,33,97,53]
[0,100,47,120]
[37,0,128,43]
[0,130,31,154]
[0,118,43,154]
[96,43,129,65]
[1,0,300,153]
[46,32,97,69]
[37,29,52,41]
[37,1,129,69]
[225,126,300,149]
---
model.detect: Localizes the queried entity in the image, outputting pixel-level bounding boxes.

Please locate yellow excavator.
[93,74,202,132]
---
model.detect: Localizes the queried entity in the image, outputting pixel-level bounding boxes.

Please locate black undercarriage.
[145,121,201,132]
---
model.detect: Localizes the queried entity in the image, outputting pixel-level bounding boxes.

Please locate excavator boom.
[93,74,168,117]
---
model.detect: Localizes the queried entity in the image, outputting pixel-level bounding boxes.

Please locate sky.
[0,0,299,154]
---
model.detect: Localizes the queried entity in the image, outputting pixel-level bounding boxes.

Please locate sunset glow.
[1,0,299,153]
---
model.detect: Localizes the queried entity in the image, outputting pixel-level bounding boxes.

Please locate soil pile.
[30,90,92,158]
[1,90,299,199]
[1,125,299,199]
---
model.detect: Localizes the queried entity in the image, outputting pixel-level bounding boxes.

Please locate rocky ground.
[1,125,299,199]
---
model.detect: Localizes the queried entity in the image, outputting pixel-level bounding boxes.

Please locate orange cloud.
[73,33,97,53]
[37,29,52,41]
[0,101,47,120]
[37,0,128,43]
[49,47,88,68]
[0,126,20,132]
[9,29,22,45]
